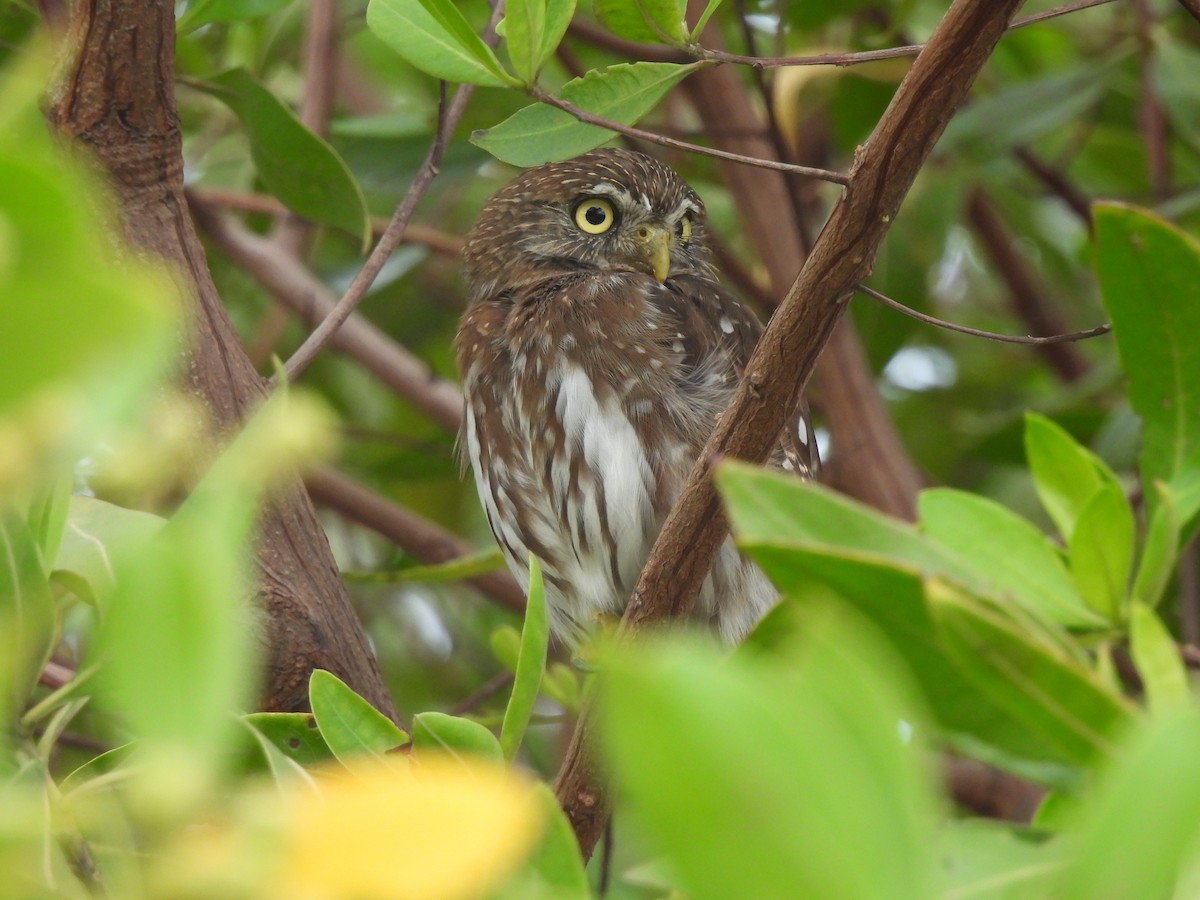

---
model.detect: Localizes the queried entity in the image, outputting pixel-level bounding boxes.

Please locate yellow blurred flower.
[273,757,543,900]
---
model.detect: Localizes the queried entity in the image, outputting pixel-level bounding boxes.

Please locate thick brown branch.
[554,0,1026,858]
[46,0,398,721]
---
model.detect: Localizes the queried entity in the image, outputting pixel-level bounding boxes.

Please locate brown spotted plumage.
[455,149,816,647]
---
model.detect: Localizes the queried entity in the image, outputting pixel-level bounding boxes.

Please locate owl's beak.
[632,223,672,283]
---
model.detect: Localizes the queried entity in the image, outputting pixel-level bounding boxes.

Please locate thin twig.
[1134,0,1171,200]
[857,285,1111,345]
[1013,147,1094,229]
[190,199,465,431]
[528,85,849,184]
[449,671,516,716]
[965,188,1093,380]
[693,0,1117,68]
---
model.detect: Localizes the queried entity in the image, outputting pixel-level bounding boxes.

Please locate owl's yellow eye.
[574,198,615,234]
[675,214,692,244]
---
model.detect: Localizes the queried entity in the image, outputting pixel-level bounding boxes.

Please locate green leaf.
[599,607,941,899]
[1095,204,1200,526]
[195,69,370,246]
[500,558,549,761]
[411,711,503,762]
[243,712,336,768]
[1132,483,1180,609]
[719,463,977,582]
[366,0,517,87]
[309,669,409,762]
[1025,412,1111,541]
[505,0,576,85]
[688,0,723,39]
[342,547,504,585]
[1067,481,1134,622]
[594,0,687,44]
[52,496,165,603]
[1128,603,1189,717]
[178,0,293,30]
[937,819,1066,898]
[1053,709,1200,898]
[495,783,590,899]
[21,472,71,579]
[744,556,1082,783]
[92,391,329,761]
[0,511,56,730]
[918,488,1103,630]
[490,625,523,672]
[927,578,1135,768]
[472,62,703,165]
[0,57,178,432]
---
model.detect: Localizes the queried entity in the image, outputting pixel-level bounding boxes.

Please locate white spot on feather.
[719,317,734,334]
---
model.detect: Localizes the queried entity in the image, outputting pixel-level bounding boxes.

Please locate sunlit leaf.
[506,0,577,85]
[1025,413,1112,541]
[1132,482,1180,609]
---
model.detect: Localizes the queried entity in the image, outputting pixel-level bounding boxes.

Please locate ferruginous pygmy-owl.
[455,148,817,647]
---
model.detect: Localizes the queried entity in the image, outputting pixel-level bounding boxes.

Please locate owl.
[455,148,816,647]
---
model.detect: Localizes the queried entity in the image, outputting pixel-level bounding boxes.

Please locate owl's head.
[463,149,715,300]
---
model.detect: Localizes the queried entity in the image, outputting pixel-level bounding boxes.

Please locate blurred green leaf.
[309,669,409,762]
[927,578,1135,768]
[937,819,1065,898]
[342,547,504,585]
[0,57,178,434]
[411,711,503,762]
[1128,603,1189,718]
[0,511,55,731]
[689,0,723,39]
[178,0,293,30]
[1066,481,1134,622]
[1154,37,1200,151]
[940,64,1113,159]
[505,0,576,85]
[500,558,548,761]
[595,0,686,44]
[244,712,335,768]
[1095,203,1200,529]
[472,62,703,165]
[1025,413,1109,541]
[495,783,590,899]
[918,488,1103,630]
[21,472,71,579]
[196,69,370,246]
[367,0,517,87]
[599,607,940,899]
[53,496,165,603]
[1053,709,1200,898]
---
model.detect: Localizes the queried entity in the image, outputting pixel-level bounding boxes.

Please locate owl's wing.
[662,274,820,479]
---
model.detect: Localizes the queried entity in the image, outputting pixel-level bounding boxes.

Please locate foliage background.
[3,0,1200,896]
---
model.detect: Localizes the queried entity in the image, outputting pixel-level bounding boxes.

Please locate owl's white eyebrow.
[583,183,629,204]
[670,199,700,219]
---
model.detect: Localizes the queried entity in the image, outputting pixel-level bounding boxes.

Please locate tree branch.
[553,0,1026,858]
[190,201,464,433]
[46,0,398,721]
[305,467,525,614]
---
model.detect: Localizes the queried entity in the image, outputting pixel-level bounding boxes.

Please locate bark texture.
[46,0,398,722]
